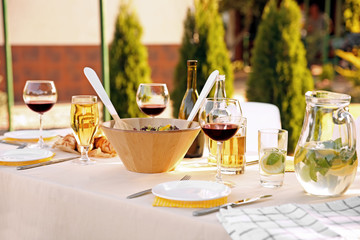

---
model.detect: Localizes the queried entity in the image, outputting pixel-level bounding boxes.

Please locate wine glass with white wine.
[70,95,99,165]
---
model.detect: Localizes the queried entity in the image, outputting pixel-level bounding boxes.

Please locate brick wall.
[0,44,180,103]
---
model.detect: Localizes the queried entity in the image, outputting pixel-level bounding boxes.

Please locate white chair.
[240,102,282,157]
[355,117,360,157]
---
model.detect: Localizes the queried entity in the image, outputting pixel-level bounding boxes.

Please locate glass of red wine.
[23,80,57,148]
[199,98,242,184]
[136,83,169,117]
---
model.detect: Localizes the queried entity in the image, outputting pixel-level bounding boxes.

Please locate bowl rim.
[101,118,201,133]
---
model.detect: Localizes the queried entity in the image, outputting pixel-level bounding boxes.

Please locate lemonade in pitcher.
[294,91,358,196]
[294,140,357,196]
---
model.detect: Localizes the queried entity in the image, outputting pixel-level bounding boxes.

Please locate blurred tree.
[246,0,313,152]
[344,0,360,33]
[172,0,234,117]
[109,1,151,118]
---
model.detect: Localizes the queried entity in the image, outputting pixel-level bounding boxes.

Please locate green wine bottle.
[178,60,204,158]
[208,75,227,164]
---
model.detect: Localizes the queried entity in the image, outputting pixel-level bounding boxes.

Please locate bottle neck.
[215,79,226,99]
[187,65,197,90]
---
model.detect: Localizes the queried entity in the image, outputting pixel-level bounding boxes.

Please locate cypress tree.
[246,0,313,152]
[172,0,234,117]
[109,2,151,118]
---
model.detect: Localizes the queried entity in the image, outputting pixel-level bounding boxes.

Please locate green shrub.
[320,63,335,81]
[109,2,151,118]
[344,0,360,33]
[172,0,234,117]
[246,0,314,152]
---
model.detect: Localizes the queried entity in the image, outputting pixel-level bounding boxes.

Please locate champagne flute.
[23,80,57,149]
[136,83,169,117]
[199,98,242,184]
[70,95,99,165]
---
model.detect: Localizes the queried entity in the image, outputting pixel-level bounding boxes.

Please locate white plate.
[152,180,231,201]
[0,149,53,163]
[4,130,57,140]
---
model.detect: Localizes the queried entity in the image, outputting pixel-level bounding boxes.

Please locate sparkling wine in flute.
[70,95,99,165]
[71,103,99,146]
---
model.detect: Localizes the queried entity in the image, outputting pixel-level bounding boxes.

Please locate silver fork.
[126,175,191,199]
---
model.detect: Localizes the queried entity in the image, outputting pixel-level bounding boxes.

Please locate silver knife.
[17,156,78,170]
[193,194,272,216]
[126,188,153,199]
[0,139,27,148]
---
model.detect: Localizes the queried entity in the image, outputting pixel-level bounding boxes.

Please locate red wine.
[140,104,166,116]
[26,101,55,114]
[202,123,239,141]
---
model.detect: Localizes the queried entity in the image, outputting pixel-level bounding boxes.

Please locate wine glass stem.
[79,145,90,162]
[38,113,45,148]
[216,141,223,183]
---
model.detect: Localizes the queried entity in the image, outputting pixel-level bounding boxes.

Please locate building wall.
[0,0,193,102]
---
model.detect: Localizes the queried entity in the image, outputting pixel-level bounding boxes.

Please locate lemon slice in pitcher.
[260,151,285,174]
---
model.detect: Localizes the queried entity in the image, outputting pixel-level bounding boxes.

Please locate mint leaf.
[317,157,331,169]
[333,138,342,149]
[304,150,316,166]
[322,138,342,150]
[316,156,330,176]
[306,151,318,182]
[309,160,318,182]
[266,152,281,165]
[324,154,336,166]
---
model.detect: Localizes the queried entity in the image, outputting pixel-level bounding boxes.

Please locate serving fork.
[126,175,191,199]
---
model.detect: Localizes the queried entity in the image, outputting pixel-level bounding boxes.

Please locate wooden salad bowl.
[101,118,200,173]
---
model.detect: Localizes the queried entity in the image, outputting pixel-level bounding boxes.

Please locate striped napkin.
[153,196,228,208]
[217,196,360,240]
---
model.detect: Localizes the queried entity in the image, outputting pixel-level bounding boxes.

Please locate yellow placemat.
[153,196,228,208]
[0,153,55,166]
[3,136,58,143]
[285,159,294,172]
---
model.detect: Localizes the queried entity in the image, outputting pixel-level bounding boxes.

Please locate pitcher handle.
[338,109,357,151]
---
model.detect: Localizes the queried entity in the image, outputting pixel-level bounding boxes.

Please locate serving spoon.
[84,67,133,130]
[186,70,219,126]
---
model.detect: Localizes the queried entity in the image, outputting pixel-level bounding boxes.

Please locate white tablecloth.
[0,130,359,240]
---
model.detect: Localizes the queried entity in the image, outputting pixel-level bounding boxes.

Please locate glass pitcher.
[294,91,358,196]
